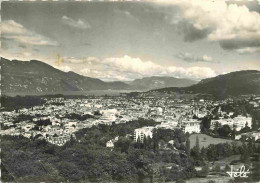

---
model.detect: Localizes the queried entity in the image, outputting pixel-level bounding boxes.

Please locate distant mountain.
[0,58,200,94]
[152,70,260,98]
[0,58,131,94]
[128,76,198,90]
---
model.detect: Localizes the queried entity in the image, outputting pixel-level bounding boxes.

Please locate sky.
[1,0,260,81]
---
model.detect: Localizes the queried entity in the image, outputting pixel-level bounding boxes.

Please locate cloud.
[103,55,163,76]
[0,48,54,63]
[80,68,91,74]
[236,47,260,54]
[57,65,72,72]
[1,20,58,46]
[1,20,26,34]
[177,21,211,42]
[164,13,183,25]
[61,16,91,29]
[0,50,216,81]
[18,44,27,49]
[202,55,213,62]
[176,20,212,42]
[176,52,215,63]
[156,0,260,50]
[114,9,139,22]
[78,55,216,81]
[63,56,99,64]
[219,38,260,50]
[167,66,216,79]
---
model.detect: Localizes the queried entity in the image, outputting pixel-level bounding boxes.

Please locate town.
[1,94,260,147]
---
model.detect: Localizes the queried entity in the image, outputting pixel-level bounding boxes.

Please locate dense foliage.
[1,96,46,111]
[1,119,197,182]
[65,113,94,121]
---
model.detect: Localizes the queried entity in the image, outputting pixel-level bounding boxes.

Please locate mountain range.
[0,58,196,94]
[152,70,260,98]
[128,76,197,90]
[1,58,259,97]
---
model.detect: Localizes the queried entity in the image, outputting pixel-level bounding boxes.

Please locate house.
[235,132,260,141]
[134,126,154,143]
[106,140,115,148]
[106,136,119,148]
[211,115,252,131]
[178,119,201,134]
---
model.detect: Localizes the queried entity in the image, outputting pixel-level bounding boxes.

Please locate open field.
[189,134,242,149]
[214,155,241,165]
[182,176,232,183]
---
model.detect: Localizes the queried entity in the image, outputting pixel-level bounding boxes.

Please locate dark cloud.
[177,21,212,42]
[18,44,26,49]
[83,42,91,47]
[1,37,14,49]
[175,52,217,63]
[219,39,260,50]
[177,20,260,51]
[33,48,40,52]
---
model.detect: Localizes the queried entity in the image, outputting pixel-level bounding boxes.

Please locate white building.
[134,126,154,143]
[211,115,252,131]
[235,132,260,141]
[106,140,114,148]
[156,121,178,130]
[233,115,252,131]
[106,136,119,148]
[179,119,201,134]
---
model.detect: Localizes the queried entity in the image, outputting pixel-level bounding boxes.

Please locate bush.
[176,179,186,183]
[197,164,209,177]
[208,180,216,183]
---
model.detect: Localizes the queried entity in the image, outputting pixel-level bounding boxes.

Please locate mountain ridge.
[128,76,198,90]
[151,70,260,98]
[0,58,130,93]
[0,58,198,94]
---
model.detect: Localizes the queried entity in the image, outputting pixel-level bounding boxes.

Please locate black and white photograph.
[1,0,260,182]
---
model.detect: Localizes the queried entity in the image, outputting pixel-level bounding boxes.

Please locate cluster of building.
[235,131,260,141]
[1,95,259,146]
[134,126,154,142]
[211,115,252,131]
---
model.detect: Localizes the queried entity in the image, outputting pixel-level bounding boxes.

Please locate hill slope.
[129,76,197,90]
[0,58,130,94]
[0,58,200,94]
[153,70,260,98]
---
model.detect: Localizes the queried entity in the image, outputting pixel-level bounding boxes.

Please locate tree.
[143,135,148,150]
[240,122,251,133]
[213,122,221,136]
[200,147,207,161]
[224,164,230,172]
[240,141,250,163]
[208,180,216,183]
[198,164,209,177]
[185,139,190,155]
[218,125,231,137]
[251,159,260,181]
[212,164,220,172]
[195,136,200,155]
[206,144,217,161]
[191,136,201,162]
[201,116,211,132]
[136,136,142,149]
[231,141,239,154]
[252,114,258,130]
[195,136,200,150]
[176,180,186,183]
[247,139,254,154]
[152,129,159,152]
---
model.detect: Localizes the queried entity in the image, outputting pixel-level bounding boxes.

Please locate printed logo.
[226,165,250,178]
